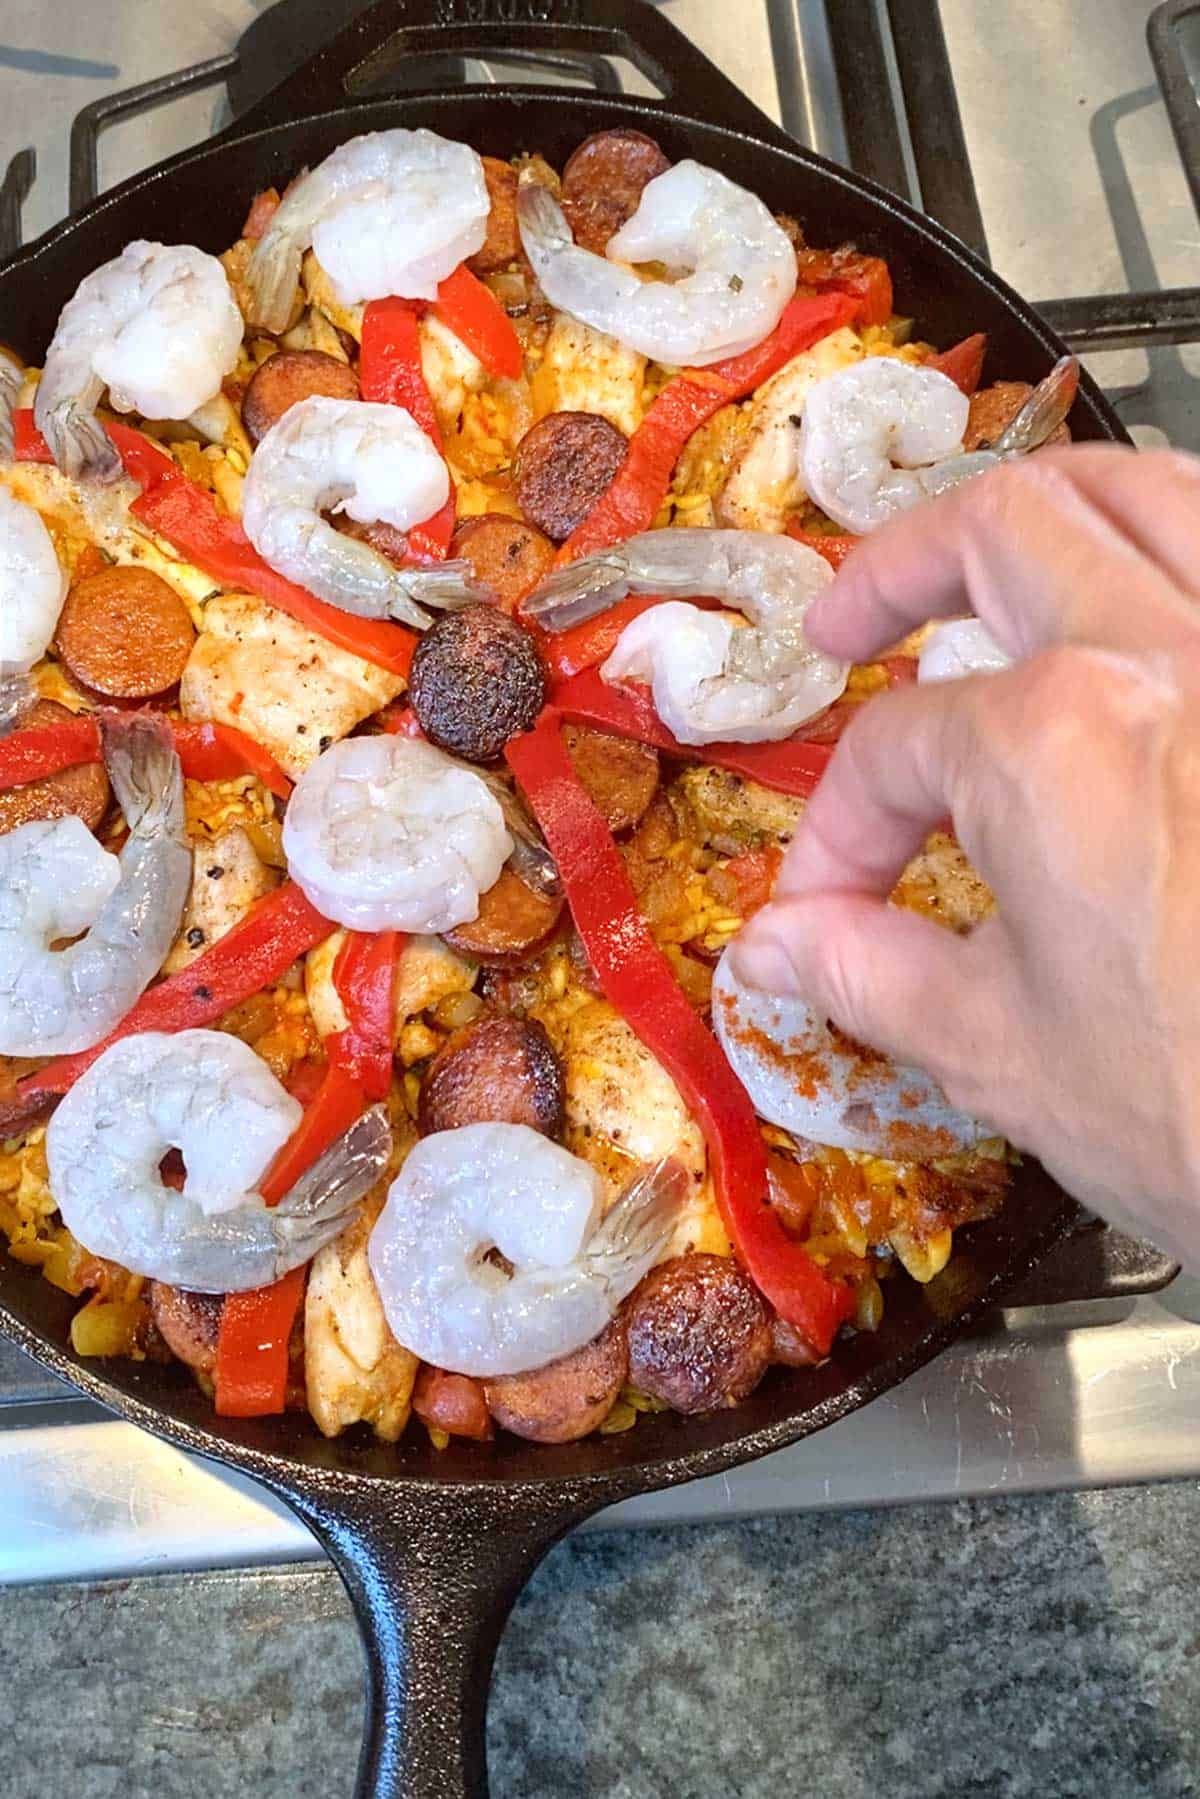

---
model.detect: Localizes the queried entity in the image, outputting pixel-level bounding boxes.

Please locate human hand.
[731,447,1200,1264]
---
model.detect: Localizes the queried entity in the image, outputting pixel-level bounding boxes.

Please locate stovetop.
[0,0,1198,1579]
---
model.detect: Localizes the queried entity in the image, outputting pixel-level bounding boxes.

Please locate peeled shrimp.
[525,527,848,744]
[34,241,242,481]
[240,396,474,630]
[0,713,190,1056]
[918,617,1012,682]
[245,129,489,333]
[712,949,991,1158]
[282,733,512,933]
[799,354,1078,534]
[517,160,797,366]
[46,1030,390,1290]
[368,1122,685,1377]
[0,486,66,733]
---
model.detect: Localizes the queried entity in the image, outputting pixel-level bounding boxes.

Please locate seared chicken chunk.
[305,1196,419,1442]
[163,824,278,972]
[531,313,645,438]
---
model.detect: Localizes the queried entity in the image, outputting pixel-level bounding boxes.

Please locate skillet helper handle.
[232,0,793,149]
[276,1477,600,1799]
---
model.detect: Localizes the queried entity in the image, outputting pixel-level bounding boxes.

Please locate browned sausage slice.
[562,724,659,833]
[561,129,672,254]
[242,348,360,446]
[408,604,545,761]
[484,1316,628,1442]
[443,867,563,966]
[626,1253,772,1414]
[418,1013,564,1138]
[0,1056,53,1136]
[0,698,110,838]
[54,566,195,700]
[963,380,1071,453]
[450,514,555,612]
[512,411,627,543]
[149,1284,225,1375]
[468,156,521,274]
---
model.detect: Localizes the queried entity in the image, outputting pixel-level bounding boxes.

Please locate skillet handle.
[272,1475,602,1798]
[230,0,793,150]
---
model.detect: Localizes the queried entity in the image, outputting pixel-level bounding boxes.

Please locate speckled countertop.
[3,1483,1198,1798]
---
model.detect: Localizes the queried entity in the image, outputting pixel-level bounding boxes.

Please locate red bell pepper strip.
[785,520,860,571]
[928,332,986,395]
[215,1266,306,1418]
[14,409,418,680]
[795,245,893,328]
[551,668,834,799]
[328,929,401,1101]
[22,882,331,1100]
[412,1366,493,1441]
[432,264,522,380]
[0,714,292,801]
[561,293,861,562]
[505,711,854,1355]
[360,298,456,562]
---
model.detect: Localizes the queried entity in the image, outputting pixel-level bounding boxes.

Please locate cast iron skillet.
[0,3,1124,1793]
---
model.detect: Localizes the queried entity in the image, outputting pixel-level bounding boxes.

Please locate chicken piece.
[670,764,804,856]
[892,830,994,934]
[301,249,363,342]
[418,313,488,440]
[163,824,278,972]
[715,326,863,533]
[180,594,402,778]
[280,307,352,364]
[305,1194,419,1442]
[306,930,477,1042]
[530,312,645,438]
[180,391,253,466]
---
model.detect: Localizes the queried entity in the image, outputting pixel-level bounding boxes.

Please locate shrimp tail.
[586,1156,686,1298]
[0,670,34,738]
[268,1103,392,1276]
[390,559,490,621]
[98,710,184,836]
[245,228,303,335]
[516,180,574,259]
[0,359,22,461]
[41,398,122,483]
[474,766,562,898]
[522,553,635,632]
[992,355,1079,455]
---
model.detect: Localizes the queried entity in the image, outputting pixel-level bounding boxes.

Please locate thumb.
[729,891,996,1086]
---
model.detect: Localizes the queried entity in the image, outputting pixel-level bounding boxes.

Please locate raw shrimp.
[799,354,1078,534]
[0,713,190,1056]
[526,527,848,743]
[240,396,478,630]
[46,1030,391,1290]
[282,733,512,933]
[34,241,242,481]
[244,129,489,332]
[0,487,66,734]
[517,160,796,366]
[918,617,1012,682]
[712,950,992,1159]
[368,1121,685,1376]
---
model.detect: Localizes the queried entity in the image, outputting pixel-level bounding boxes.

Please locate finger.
[803,449,1200,664]
[1031,444,1200,605]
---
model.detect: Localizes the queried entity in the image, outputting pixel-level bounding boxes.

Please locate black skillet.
[0,3,1125,1794]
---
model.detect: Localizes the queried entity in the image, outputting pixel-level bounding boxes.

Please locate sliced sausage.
[443,866,563,966]
[242,348,359,445]
[562,723,659,833]
[963,380,1071,453]
[418,1013,564,1138]
[561,128,672,255]
[485,1316,628,1443]
[512,411,627,542]
[412,1366,493,1441]
[0,698,109,838]
[149,1284,225,1376]
[626,1253,773,1414]
[468,156,521,275]
[0,1057,52,1136]
[408,603,545,761]
[54,567,195,700]
[335,516,410,570]
[450,513,555,611]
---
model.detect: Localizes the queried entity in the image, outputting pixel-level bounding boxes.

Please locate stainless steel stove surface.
[1,0,1198,1583]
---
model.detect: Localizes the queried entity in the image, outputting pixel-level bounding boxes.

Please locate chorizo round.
[0,699,109,837]
[242,348,359,445]
[408,603,545,761]
[626,1253,772,1414]
[150,1284,225,1375]
[512,411,627,543]
[468,156,521,274]
[449,513,555,611]
[418,1014,564,1138]
[485,1316,628,1443]
[442,866,563,967]
[562,723,659,833]
[561,128,672,254]
[54,566,195,699]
